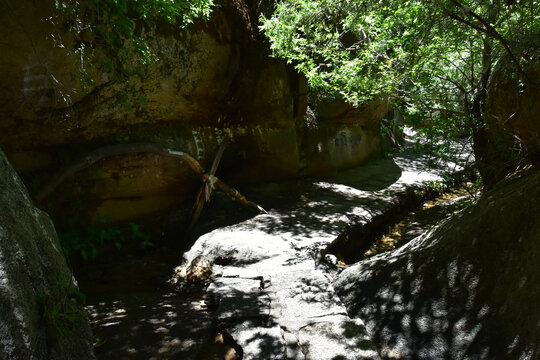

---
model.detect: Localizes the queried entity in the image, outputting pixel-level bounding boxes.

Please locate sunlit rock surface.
[334,167,540,359]
[174,142,471,359]
[0,150,94,359]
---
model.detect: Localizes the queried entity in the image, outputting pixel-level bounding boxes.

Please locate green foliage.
[425,177,453,194]
[260,0,407,104]
[59,220,120,261]
[55,0,216,87]
[59,218,152,261]
[129,221,152,249]
[260,0,539,135]
[36,278,86,340]
[424,169,481,199]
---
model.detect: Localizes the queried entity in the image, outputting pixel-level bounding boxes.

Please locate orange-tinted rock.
[0,1,387,224]
[485,51,540,158]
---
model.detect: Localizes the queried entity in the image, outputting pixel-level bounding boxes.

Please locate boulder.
[0,149,94,359]
[300,97,389,175]
[334,167,540,359]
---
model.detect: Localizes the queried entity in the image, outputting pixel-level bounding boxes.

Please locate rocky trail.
[83,138,474,359]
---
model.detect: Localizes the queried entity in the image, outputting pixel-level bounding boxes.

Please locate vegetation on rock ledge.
[55,0,216,87]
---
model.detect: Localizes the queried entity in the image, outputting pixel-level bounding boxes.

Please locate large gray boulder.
[0,150,94,360]
[335,168,540,359]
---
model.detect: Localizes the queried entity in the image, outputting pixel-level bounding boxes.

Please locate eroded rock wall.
[475,49,540,189]
[0,0,387,223]
[301,98,389,174]
[0,149,94,359]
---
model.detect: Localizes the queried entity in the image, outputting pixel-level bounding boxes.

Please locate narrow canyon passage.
[83,141,472,359]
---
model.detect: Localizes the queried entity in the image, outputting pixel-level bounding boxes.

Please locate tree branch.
[446,0,526,77]
[443,9,489,36]
[35,143,267,219]
[188,141,228,230]
[435,74,470,96]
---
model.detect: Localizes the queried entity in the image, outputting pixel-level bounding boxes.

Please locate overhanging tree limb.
[446,0,526,77]
[435,75,470,97]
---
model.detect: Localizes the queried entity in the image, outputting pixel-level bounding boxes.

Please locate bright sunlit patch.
[398,171,441,185]
[102,321,121,327]
[314,182,366,198]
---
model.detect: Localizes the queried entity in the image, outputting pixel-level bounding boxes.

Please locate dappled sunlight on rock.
[229,320,285,359]
[395,170,440,186]
[298,319,380,360]
[335,169,540,359]
[314,181,371,199]
[168,143,476,359]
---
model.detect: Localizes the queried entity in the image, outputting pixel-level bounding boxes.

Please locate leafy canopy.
[56,0,216,86]
[260,0,539,134]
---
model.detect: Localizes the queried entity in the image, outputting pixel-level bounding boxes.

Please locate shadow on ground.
[87,290,211,360]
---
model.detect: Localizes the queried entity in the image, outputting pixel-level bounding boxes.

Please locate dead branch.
[35,142,267,219]
[188,141,228,229]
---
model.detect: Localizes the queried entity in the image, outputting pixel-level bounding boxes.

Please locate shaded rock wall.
[301,98,389,174]
[476,49,540,188]
[485,51,540,158]
[0,0,386,223]
[334,168,540,359]
[0,149,94,359]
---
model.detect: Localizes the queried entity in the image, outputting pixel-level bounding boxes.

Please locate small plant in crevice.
[425,177,451,195]
[36,277,87,343]
[424,169,479,198]
[464,177,483,200]
[129,222,152,249]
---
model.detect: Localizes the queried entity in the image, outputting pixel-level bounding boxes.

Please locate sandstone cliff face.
[0,150,94,360]
[476,49,540,188]
[335,167,540,359]
[0,0,387,223]
[301,98,389,174]
[485,51,540,158]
